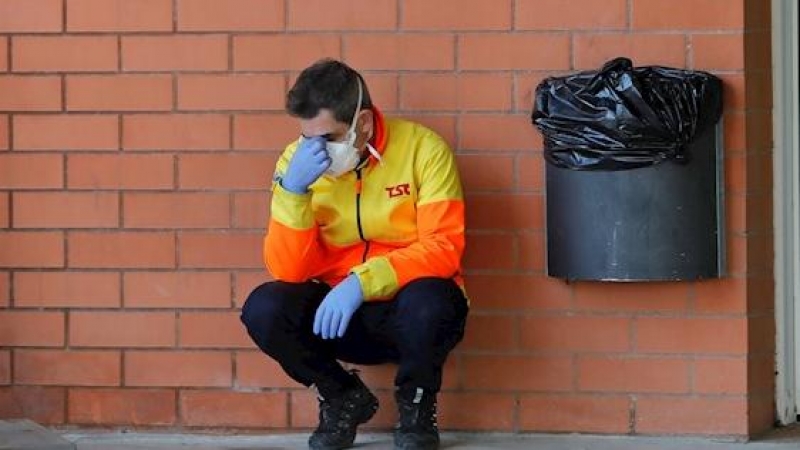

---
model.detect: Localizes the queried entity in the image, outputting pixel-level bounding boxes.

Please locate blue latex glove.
[313,274,364,339]
[281,136,330,194]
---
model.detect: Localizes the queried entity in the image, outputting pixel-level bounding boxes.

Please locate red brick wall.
[0,0,773,437]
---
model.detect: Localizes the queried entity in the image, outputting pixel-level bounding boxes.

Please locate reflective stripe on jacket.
[264,108,465,301]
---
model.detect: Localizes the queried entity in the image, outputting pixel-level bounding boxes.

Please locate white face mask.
[324,79,364,177]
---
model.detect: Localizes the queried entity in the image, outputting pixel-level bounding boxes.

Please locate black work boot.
[394,387,439,450]
[308,373,379,450]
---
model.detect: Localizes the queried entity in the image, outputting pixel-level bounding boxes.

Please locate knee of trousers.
[394,279,468,343]
[240,281,301,338]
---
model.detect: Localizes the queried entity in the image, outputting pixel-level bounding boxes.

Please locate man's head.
[286,59,374,150]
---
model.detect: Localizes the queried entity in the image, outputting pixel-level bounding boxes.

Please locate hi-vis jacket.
[264,107,465,301]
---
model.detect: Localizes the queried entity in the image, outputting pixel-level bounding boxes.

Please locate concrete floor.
[4,420,800,450]
[59,428,800,450]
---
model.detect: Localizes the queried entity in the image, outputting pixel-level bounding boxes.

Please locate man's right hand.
[281,136,331,194]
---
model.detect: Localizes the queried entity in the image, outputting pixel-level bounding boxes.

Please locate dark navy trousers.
[240,277,468,397]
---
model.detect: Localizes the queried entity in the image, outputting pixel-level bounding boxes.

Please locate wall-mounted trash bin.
[531,58,724,281]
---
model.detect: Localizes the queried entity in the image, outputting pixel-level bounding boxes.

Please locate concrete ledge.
[0,420,75,450]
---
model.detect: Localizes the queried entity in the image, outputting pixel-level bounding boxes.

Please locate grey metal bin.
[532,58,724,281]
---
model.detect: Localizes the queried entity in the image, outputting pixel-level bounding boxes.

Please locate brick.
[68,232,175,269]
[69,388,175,425]
[519,232,545,271]
[635,396,747,435]
[725,194,747,233]
[345,34,455,70]
[459,34,570,70]
[123,114,229,151]
[516,0,626,30]
[573,282,690,313]
[521,316,631,352]
[462,355,572,391]
[0,76,61,111]
[181,390,287,427]
[693,277,747,314]
[124,192,229,229]
[0,311,64,346]
[633,0,744,30]
[459,314,516,351]
[180,312,252,348]
[457,155,514,192]
[234,35,341,71]
[0,154,62,189]
[0,39,6,72]
[0,232,64,268]
[520,394,630,433]
[0,272,8,307]
[288,0,396,31]
[15,350,120,386]
[233,192,270,229]
[516,72,553,114]
[636,317,747,354]
[403,0,510,31]
[178,231,262,269]
[233,114,296,151]
[178,0,283,31]
[363,74,399,112]
[15,272,121,308]
[122,35,228,72]
[14,192,118,228]
[67,0,173,32]
[179,153,278,189]
[519,140,547,181]
[68,154,174,190]
[400,74,457,112]
[466,274,572,311]
[691,33,745,70]
[719,74,745,112]
[726,234,746,276]
[465,193,542,230]
[578,356,690,393]
[725,154,746,195]
[456,73,513,111]
[438,392,515,431]
[235,351,296,388]
[693,357,747,394]
[0,0,62,32]
[0,193,8,228]
[124,271,231,309]
[125,351,231,387]
[0,350,8,384]
[70,312,175,348]
[12,36,117,72]
[14,114,119,151]
[178,74,284,111]
[573,33,687,70]
[463,234,516,271]
[0,386,65,424]
[0,114,7,149]
[67,75,173,112]
[460,114,541,151]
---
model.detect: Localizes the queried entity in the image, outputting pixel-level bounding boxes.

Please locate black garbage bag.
[531,57,723,170]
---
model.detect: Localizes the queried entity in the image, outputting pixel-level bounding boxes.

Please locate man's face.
[299,108,373,149]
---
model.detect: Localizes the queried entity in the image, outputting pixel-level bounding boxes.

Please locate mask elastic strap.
[366,143,382,163]
[347,78,363,136]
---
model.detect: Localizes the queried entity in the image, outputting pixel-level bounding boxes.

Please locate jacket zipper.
[355,168,370,262]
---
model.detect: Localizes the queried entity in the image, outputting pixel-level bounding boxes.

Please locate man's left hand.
[313,274,364,339]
